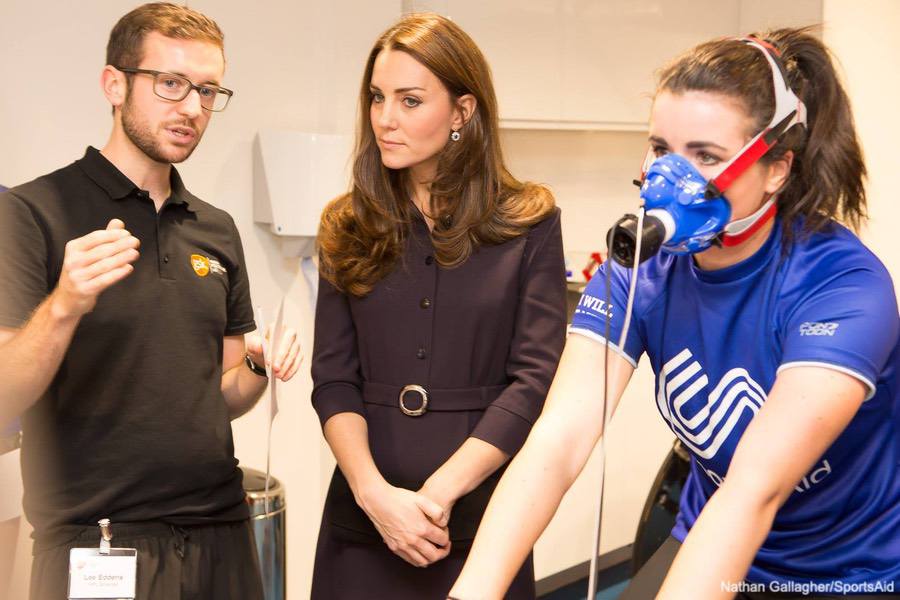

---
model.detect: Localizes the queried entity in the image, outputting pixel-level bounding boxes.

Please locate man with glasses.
[0,4,300,599]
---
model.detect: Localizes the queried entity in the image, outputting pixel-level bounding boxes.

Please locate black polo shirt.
[0,147,256,542]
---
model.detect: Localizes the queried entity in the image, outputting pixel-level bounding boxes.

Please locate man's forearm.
[0,293,81,429]
[221,361,268,420]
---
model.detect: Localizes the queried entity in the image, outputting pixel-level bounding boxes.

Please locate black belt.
[362,382,505,416]
[0,431,22,455]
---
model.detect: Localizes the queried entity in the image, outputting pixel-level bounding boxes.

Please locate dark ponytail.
[657,26,867,240]
[762,27,866,236]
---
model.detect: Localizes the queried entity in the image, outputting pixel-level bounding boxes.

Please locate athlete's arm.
[418,438,508,528]
[657,366,866,599]
[449,334,634,599]
[0,220,139,429]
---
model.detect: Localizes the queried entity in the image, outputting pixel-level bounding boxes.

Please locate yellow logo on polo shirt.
[190,254,210,277]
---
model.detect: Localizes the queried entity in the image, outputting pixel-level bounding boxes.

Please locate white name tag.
[68,547,137,599]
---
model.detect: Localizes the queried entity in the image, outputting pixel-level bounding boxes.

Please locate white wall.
[823,0,900,285]
[739,0,823,32]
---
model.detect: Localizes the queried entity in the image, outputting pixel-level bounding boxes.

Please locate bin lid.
[241,466,285,516]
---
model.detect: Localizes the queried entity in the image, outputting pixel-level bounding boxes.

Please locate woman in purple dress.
[309,12,568,600]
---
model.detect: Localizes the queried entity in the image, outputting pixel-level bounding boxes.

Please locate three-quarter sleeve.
[310,273,366,428]
[469,208,567,455]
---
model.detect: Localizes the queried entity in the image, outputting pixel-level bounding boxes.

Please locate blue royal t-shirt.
[570,218,900,586]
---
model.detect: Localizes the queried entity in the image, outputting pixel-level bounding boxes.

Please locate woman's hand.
[419,474,459,529]
[357,480,452,567]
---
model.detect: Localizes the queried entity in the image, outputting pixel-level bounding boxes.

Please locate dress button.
[425,256,434,266]
[163,255,169,263]
[416,348,427,359]
[420,298,431,309]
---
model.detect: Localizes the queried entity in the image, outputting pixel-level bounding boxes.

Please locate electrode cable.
[587,207,645,600]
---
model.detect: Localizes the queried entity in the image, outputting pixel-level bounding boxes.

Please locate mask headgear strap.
[636,37,806,194]
[705,37,807,200]
[634,145,655,188]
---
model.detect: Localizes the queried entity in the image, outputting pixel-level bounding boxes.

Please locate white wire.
[587,207,645,600]
[586,454,605,599]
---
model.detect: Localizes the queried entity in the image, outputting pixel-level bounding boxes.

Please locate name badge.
[68,547,137,599]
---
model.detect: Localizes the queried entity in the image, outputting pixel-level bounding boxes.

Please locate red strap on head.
[709,134,776,194]
[720,201,777,246]
[705,37,803,199]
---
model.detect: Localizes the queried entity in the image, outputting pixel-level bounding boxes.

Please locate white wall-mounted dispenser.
[253,130,353,257]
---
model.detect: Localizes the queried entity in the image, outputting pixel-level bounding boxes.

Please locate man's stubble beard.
[121,91,202,165]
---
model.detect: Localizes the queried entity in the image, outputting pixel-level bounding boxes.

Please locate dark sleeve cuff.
[224,320,257,336]
[469,405,534,456]
[311,382,366,429]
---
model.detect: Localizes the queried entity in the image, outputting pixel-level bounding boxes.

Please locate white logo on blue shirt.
[576,294,613,318]
[799,322,839,336]
[656,348,766,460]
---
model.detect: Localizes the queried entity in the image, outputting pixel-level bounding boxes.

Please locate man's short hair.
[106,2,225,69]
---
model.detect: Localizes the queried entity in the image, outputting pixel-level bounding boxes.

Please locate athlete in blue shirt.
[450,27,898,600]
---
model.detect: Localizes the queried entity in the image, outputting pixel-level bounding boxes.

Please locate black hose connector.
[608,213,666,267]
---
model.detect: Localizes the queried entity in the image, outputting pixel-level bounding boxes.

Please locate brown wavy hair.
[318,13,554,297]
[657,26,866,241]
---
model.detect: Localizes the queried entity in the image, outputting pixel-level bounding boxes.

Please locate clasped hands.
[357,475,458,568]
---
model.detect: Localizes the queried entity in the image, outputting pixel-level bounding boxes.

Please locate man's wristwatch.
[244,354,268,378]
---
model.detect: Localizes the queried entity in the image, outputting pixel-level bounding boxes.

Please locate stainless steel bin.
[241,466,286,600]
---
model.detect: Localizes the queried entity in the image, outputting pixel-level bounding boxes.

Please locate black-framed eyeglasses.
[115,67,234,112]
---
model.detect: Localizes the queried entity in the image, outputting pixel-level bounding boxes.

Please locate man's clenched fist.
[50,219,140,319]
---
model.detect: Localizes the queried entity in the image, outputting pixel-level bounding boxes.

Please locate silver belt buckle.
[399,384,428,417]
